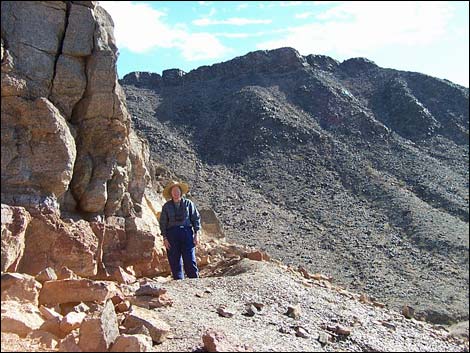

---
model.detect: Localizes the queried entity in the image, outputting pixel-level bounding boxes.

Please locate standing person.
[159,180,201,279]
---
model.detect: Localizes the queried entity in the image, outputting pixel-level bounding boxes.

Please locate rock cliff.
[1,1,165,279]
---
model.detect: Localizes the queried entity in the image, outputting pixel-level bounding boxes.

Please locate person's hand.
[193,232,199,246]
[163,238,170,250]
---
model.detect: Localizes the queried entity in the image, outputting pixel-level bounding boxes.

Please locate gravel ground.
[151,259,468,352]
[122,82,469,325]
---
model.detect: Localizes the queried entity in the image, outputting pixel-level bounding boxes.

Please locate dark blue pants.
[166,226,199,280]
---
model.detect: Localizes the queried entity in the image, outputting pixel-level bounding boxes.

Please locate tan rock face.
[1,1,66,97]
[18,210,98,277]
[1,1,166,279]
[1,273,42,306]
[1,1,149,218]
[1,97,76,199]
[38,279,120,306]
[78,300,119,351]
[50,54,87,117]
[1,205,30,272]
[68,5,138,216]
[123,306,171,344]
[199,209,225,238]
[1,300,45,338]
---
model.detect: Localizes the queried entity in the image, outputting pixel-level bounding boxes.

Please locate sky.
[100,1,469,87]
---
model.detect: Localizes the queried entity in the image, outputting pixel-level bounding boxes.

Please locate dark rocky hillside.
[120,47,469,325]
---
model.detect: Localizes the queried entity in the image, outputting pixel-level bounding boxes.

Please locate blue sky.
[100,1,469,87]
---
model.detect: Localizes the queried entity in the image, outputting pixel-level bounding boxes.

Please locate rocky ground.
[121,48,469,326]
[152,259,468,352]
[1,257,468,352]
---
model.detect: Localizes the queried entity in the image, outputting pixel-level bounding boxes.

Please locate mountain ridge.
[121,47,469,93]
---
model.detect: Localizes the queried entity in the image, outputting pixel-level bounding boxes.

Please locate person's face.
[171,186,182,200]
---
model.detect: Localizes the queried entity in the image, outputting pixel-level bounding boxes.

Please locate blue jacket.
[159,198,201,238]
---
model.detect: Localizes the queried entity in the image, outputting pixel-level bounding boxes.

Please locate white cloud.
[99,1,230,61]
[312,1,344,5]
[193,17,272,26]
[214,29,286,39]
[258,2,303,9]
[280,1,304,6]
[295,12,314,19]
[257,1,453,57]
[178,32,232,60]
[207,7,217,17]
[198,1,214,6]
[258,3,277,9]
[236,3,249,11]
[214,32,253,39]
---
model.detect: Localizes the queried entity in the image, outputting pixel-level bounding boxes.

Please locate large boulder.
[18,210,98,277]
[38,279,120,306]
[1,300,44,338]
[1,273,42,306]
[1,204,30,272]
[122,306,171,344]
[1,97,76,201]
[78,300,119,351]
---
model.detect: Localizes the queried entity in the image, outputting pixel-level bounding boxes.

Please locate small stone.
[243,304,257,317]
[318,332,331,345]
[217,306,235,318]
[381,321,396,330]
[402,305,415,319]
[286,304,301,319]
[335,325,351,336]
[295,326,309,338]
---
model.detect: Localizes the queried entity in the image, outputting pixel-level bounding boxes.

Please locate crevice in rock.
[17,41,53,55]
[49,1,71,101]
[66,9,97,211]
[112,79,117,119]
[1,36,10,61]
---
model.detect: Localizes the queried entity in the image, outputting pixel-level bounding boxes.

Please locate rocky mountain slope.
[121,48,469,325]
